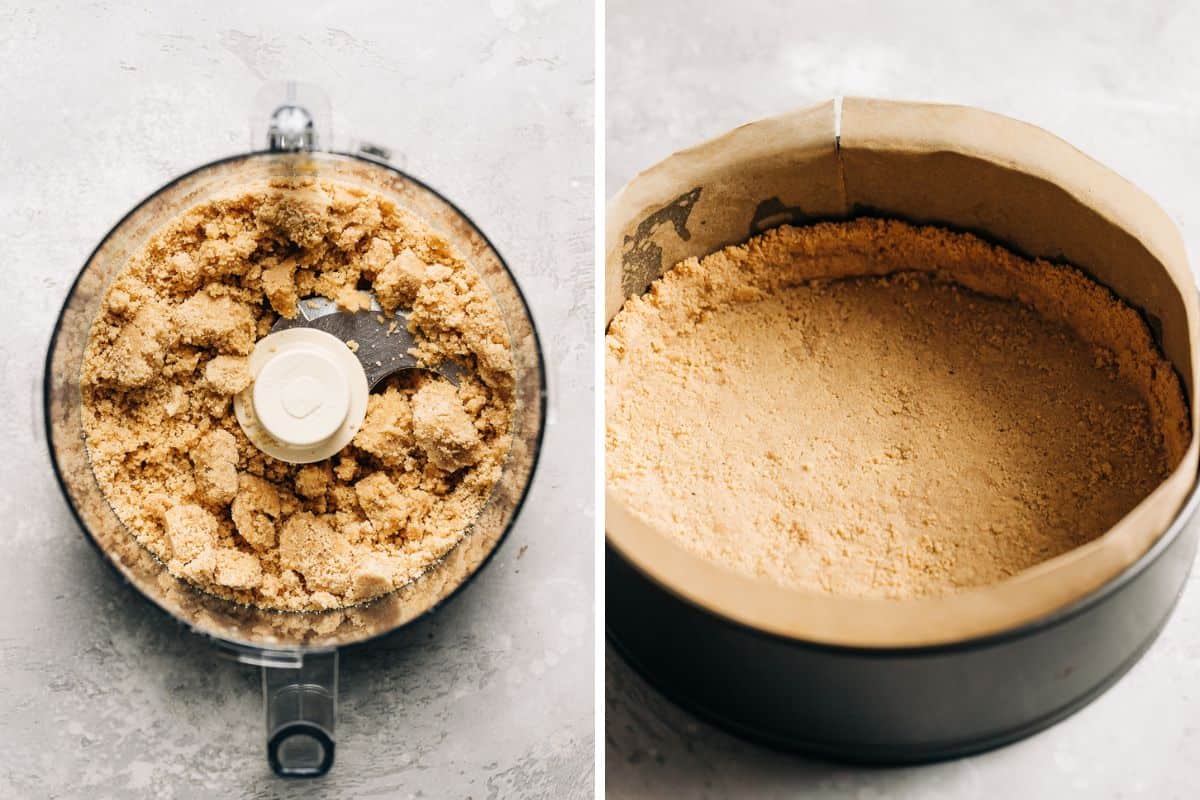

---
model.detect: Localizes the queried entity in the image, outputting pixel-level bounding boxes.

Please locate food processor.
[44,83,546,777]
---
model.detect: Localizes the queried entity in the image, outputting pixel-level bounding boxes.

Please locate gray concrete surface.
[1,1,593,798]
[607,1,1200,797]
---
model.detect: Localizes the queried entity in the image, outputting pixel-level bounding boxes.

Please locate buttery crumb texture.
[82,178,514,611]
[606,219,1190,598]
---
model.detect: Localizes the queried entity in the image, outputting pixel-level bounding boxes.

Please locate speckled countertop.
[606,0,1200,797]
[0,1,593,797]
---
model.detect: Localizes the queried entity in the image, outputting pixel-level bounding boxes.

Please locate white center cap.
[282,375,324,419]
[253,348,350,446]
[234,328,369,463]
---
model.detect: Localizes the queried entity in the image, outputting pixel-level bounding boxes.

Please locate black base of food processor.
[606,479,1200,764]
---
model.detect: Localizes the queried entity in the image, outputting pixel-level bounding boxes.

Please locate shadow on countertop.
[19,484,586,799]
[605,645,1016,800]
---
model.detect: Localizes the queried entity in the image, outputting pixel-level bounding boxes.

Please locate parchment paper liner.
[605,98,1200,648]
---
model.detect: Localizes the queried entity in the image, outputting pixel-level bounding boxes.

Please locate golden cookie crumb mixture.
[81,178,514,611]
[606,219,1189,598]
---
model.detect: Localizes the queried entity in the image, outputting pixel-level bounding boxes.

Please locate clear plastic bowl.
[44,150,546,775]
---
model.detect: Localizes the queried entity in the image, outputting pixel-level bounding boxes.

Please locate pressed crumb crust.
[81,178,515,611]
[606,218,1190,598]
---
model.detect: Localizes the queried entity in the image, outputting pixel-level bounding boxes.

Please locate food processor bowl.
[45,107,546,776]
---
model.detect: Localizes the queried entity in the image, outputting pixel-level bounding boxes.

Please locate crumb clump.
[606,219,1190,599]
[412,380,483,472]
[204,355,252,395]
[82,178,515,611]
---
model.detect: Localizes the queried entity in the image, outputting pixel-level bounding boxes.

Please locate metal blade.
[272,296,461,388]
